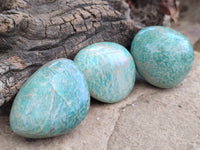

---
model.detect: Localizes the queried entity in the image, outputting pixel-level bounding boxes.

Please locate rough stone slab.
[0,51,199,150]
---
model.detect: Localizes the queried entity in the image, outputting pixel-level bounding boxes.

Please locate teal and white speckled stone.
[74,42,136,103]
[9,59,90,138]
[131,26,194,88]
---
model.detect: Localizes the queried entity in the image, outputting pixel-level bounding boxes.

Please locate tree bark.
[0,0,163,106]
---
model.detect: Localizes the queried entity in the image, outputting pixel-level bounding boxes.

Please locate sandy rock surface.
[0,53,199,150]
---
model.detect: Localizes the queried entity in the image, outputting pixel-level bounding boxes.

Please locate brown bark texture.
[0,0,163,106]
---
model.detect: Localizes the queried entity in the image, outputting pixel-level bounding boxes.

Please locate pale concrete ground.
[0,2,200,150]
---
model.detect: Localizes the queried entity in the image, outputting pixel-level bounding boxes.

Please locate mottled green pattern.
[9,59,90,138]
[131,26,194,88]
[74,42,136,103]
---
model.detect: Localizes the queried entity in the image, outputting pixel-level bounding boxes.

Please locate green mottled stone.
[9,59,90,138]
[131,26,194,88]
[74,42,136,103]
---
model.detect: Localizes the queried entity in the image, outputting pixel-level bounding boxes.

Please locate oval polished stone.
[9,59,90,138]
[131,26,194,88]
[74,42,136,103]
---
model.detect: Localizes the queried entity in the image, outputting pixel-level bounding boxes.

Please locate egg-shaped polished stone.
[131,26,194,88]
[9,59,90,138]
[74,42,136,103]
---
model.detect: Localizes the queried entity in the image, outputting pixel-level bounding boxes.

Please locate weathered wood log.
[0,0,163,106]
[130,0,164,26]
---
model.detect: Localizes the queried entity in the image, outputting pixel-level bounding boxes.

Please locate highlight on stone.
[9,59,90,138]
[131,26,194,88]
[74,42,136,103]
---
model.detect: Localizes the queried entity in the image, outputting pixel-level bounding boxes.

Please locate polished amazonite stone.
[74,42,136,103]
[131,26,194,88]
[9,59,90,138]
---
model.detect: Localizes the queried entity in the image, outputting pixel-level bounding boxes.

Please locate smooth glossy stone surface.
[74,42,136,103]
[131,26,194,88]
[9,59,90,138]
